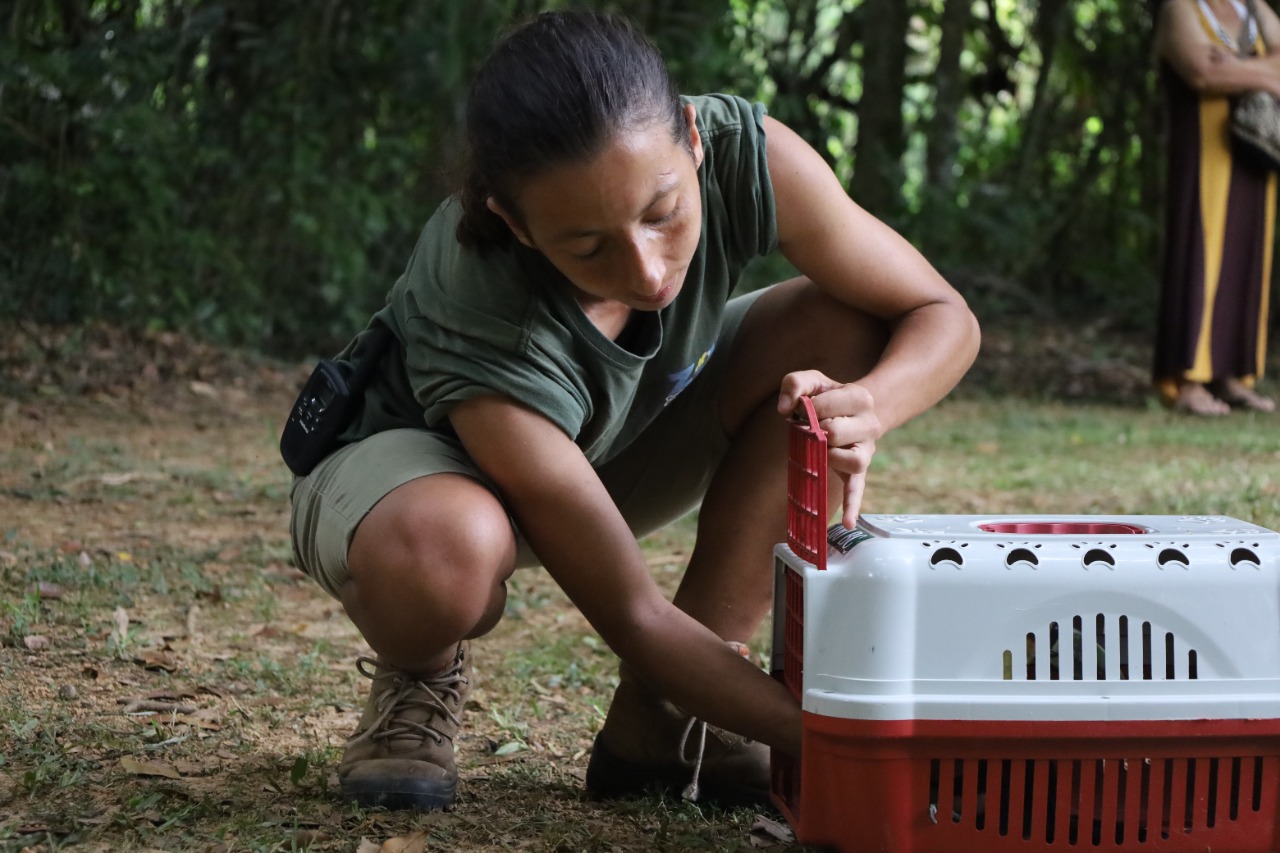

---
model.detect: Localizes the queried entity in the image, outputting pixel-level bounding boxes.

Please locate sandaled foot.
[1171,382,1231,416]
[1209,378,1276,413]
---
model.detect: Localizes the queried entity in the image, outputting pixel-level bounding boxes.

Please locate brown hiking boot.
[339,642,470,811]
[584,642,770,808]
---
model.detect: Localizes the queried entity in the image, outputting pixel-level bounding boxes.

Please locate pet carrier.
[770,398,1280,852]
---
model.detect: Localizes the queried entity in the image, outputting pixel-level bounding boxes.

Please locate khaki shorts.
[289,288,764,599]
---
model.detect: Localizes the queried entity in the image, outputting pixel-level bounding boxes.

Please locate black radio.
[279,324,393,477]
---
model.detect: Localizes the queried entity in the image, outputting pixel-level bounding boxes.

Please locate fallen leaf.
[749,814,795,848]
[172,759,210,776]
[136,650,179,672]
[112,607,129,648]
[33,581,66,599]
[120,757,181,779]
[356,841,381,853]
[381,831,429,853]
[197,585,224,604]
[121,699,197,714]
[172,714,221,731]
[99,471,147,486]
[291,830,331,847]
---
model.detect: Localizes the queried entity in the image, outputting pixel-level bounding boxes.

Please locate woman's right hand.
[778,371,882,528]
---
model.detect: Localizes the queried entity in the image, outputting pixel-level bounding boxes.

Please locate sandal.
[1208,378,1276,413]
[1171,382,1231,416]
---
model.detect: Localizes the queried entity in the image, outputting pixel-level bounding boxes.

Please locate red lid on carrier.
[787,396,828,570]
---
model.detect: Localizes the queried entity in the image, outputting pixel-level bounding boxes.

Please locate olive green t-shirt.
[344,93,776,466]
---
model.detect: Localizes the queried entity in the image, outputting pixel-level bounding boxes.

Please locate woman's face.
[491,104,704,312]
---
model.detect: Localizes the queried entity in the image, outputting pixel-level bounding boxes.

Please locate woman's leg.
[290,429,520,811]
[343,472,518,673]
[586,278,893,806]
[675,277,890,640]
[340,472,518,808]
[335,474,518,812]
[336,473,518,810]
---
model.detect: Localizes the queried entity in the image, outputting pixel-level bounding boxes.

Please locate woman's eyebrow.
[551,176,680,242]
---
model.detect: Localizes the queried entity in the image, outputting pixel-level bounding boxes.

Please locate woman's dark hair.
[456,10,688,248]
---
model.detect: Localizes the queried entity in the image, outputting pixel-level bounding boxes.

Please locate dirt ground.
[2,317,1256,852]
[0,324,799,852]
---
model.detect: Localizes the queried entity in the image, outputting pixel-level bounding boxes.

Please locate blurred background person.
[1152,0,1280,415]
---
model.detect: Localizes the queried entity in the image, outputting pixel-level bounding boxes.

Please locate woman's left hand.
[778,369,882,528]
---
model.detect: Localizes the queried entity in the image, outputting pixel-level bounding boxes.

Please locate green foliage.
[729,0,1168,328]
[877,397,1280,529]
[0,0,1221,354]
[2,0,525,353]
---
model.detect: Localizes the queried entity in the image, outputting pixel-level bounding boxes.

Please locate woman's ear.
[684,103,704,169]
[486,197,536,248]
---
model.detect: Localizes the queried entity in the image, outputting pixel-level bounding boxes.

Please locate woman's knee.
[345,473,517,641]
[762,277,890,371]
[719,278,890,425]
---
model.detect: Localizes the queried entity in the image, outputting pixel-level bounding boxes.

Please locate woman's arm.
[449,393,803,755]
[1156,0,1280,97]
[764,114,981,521]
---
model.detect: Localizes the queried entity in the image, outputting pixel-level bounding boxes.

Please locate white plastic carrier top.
[772,513,1280,723]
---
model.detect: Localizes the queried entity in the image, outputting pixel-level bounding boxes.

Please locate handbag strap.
[1240,0,1268,56]
[1199,0,1260,54]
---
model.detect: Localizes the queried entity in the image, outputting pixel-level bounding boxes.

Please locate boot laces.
[348,648,467,749]
[677,717,709,802]
[675,641,756,803]
[676,718,757,803]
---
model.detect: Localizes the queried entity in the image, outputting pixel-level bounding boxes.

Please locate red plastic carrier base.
[771,715,1280,853]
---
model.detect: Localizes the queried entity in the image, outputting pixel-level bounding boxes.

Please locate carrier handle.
[787,396,828,570]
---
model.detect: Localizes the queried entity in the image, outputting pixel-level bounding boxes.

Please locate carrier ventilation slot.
[782,567,805,700]
[927,755,1268,845]
[1145,541,1265,570]
[1002,615,1199,681]
[1229,546,1262,569]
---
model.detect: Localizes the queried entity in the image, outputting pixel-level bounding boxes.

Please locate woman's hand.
[778,370,882,528]
[450,393,803,754]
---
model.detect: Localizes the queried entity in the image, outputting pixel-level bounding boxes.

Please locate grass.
[1,325,1279,851]
[870,397,1280,526]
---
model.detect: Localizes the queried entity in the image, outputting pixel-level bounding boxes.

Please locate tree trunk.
[1016,0,1071,187]
[926,0,973,192]
[850,0,910,219]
